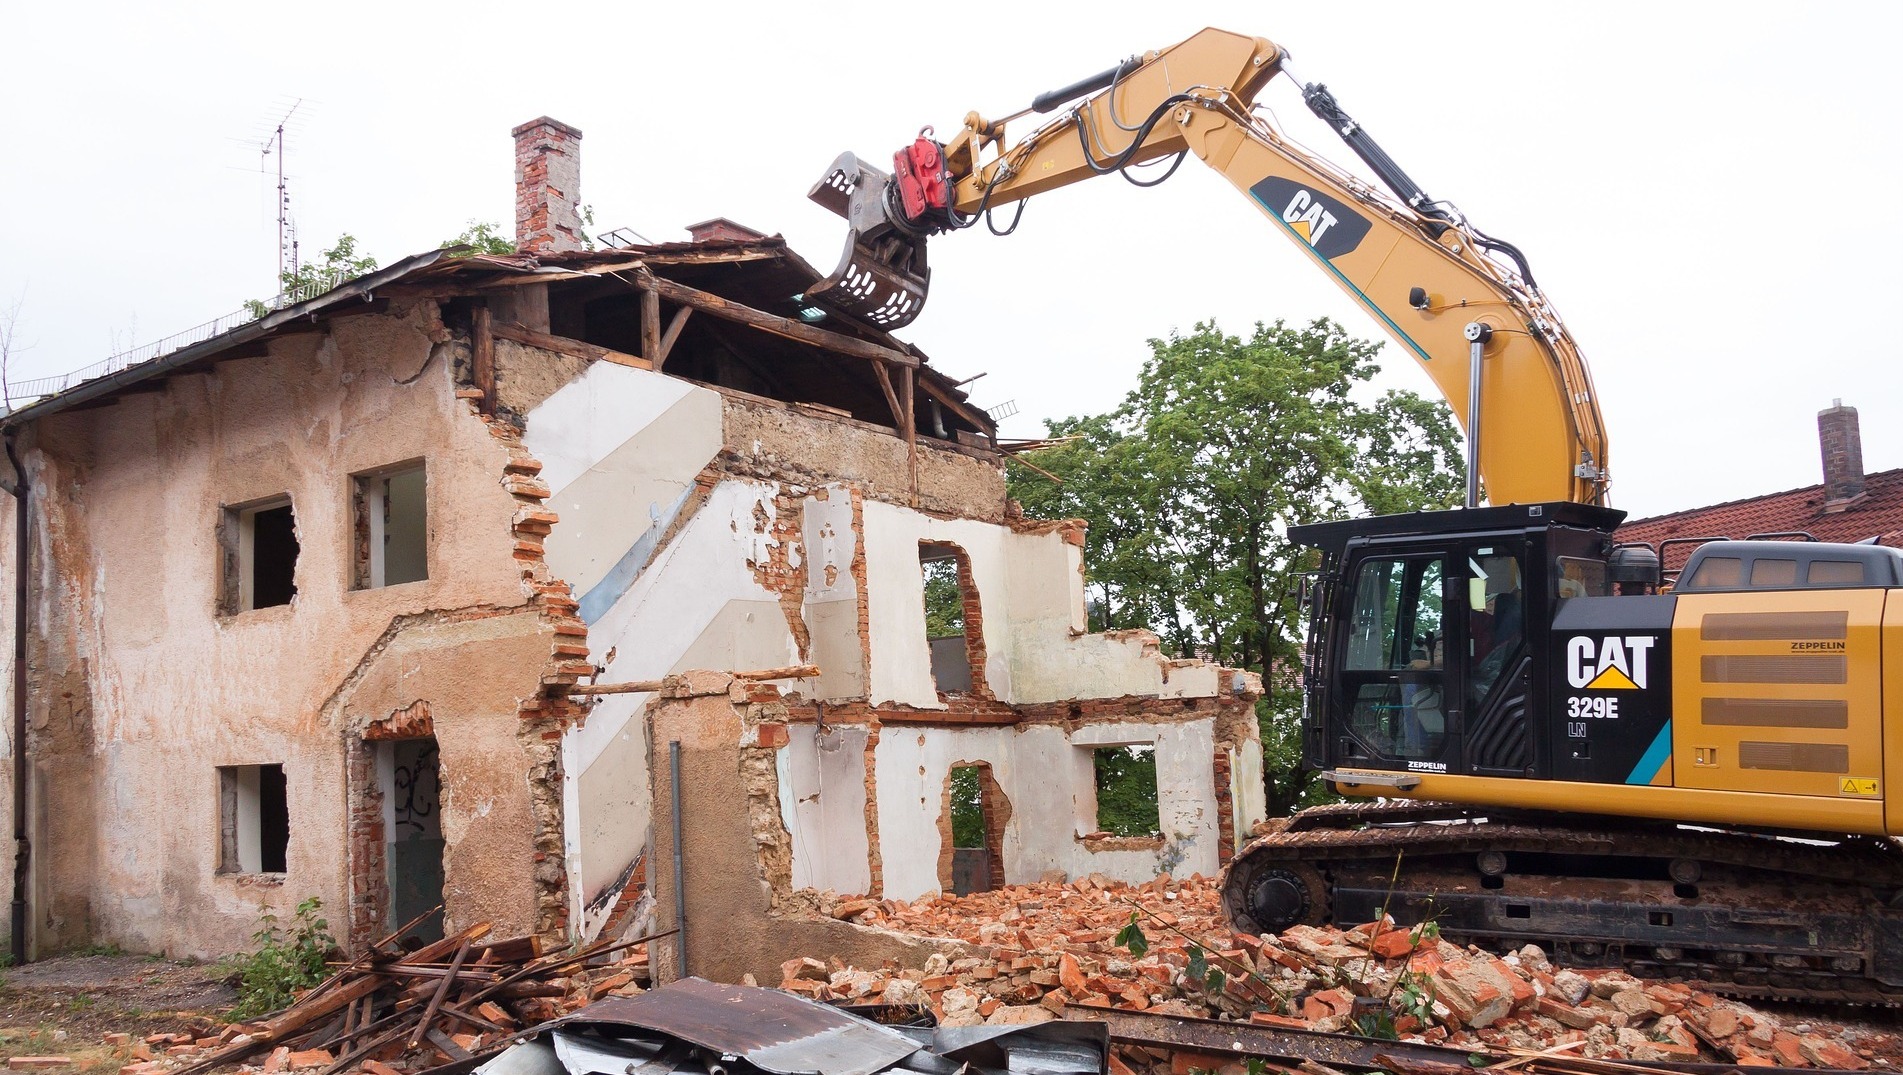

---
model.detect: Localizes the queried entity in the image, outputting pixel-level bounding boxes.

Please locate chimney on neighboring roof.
[685,217,767,244]
[512,117,587,253]
[1819,398,1866,508]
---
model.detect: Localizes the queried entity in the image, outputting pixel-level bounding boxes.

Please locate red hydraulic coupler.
[892,136,951,227]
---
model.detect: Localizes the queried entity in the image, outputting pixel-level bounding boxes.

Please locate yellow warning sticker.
[1840,778,1880,797]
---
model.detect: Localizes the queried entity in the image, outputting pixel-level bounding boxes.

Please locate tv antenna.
[260,100,305,285]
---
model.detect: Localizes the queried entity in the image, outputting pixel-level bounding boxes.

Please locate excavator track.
[1222,802,1903,1006]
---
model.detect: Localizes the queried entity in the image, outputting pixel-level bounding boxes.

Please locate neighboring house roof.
[1616,467,1903,576]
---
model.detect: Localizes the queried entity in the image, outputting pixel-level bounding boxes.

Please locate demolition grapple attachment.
[804,138,955,331]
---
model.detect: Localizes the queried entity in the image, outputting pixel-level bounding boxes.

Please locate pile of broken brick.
[783,874,1898,1069]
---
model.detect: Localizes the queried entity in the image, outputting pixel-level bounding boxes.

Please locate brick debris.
[774,873,1900,1069]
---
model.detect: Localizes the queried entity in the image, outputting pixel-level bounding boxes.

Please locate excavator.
[804,29,1903,1003]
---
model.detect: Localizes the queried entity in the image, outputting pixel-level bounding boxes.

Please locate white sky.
[4,2,1900,520]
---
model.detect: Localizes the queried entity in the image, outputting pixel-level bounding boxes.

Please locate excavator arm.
[806,27,1609,507]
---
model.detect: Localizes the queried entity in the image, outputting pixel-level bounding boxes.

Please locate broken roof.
[2,236,995,444]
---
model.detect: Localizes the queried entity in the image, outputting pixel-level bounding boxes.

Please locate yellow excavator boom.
[807,27,1610,507]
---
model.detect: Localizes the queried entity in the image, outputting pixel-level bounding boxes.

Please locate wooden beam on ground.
[408,940,472,1049]
[614,270,918,369]
[490,320,651,371]
[569,664,819,698]
[472,308,496,414]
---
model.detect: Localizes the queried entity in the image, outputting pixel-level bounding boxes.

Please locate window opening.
[1091,746,1161,837]
[950,766,986,849]
[354,463,428,589]
[940,762,1008,895]
[921,542,984,694]
[222,498,299,613]
[218,763,289,874]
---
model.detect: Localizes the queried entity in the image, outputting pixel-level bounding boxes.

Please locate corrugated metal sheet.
[545,978,921,1075]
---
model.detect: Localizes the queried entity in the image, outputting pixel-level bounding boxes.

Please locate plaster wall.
[861,504,1012,708]
[522,361,723,611]
[20,306,545,957]
[559,480,801,922]
[647,680,966,985]
[778,723,870,894]
[869,720,1224,902]
[861,501,1222,708]
[800,489,863,702]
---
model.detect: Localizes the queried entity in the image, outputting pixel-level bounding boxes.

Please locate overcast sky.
[4,2,1900,521]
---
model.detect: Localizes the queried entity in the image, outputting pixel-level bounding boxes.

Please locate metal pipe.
[1463,323,1492,508]
[669,739,687,979]
[7,432,28,965]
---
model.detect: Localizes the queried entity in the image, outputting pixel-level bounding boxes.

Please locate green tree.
[1008,319,1462,816]
[949,766,984,848]
[1093,747,1162,837]
[921,558,964,638]
[442,220,516,256]
[246,234,380,318]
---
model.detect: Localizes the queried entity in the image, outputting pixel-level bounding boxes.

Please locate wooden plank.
[621,271,918,369]
[655,306,693,372]
[642,286,662,366]
[259,974,383,1041]
[870,362,904,433]
[472,307,496,415]
[489,320,651,371]
[426,1028,472,1063]
[408,940,472,1049]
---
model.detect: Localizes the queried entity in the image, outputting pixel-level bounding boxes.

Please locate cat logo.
[1282,190,1341,246]
[1566,635,1655,690]
[1250,177,1373,261]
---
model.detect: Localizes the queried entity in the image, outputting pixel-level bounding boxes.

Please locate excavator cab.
[1294,502,1631,786]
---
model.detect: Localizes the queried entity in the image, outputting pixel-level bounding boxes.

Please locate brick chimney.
[512,117,587,253]
[1819,398,1866,509]
[685,217,767,244]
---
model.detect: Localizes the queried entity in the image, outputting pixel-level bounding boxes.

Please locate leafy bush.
[228,897,336,1019]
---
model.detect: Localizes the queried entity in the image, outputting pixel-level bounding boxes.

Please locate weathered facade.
[0,118,1264,961]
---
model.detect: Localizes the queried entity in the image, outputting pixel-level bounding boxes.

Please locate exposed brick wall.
[452,336,600,943]
[345,737,388,946]
[511,117,586,254]
[1212,748,1236,863]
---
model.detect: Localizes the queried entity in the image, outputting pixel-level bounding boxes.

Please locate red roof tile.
[1617,467,1903,575]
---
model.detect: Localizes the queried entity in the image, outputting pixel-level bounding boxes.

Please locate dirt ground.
[0,954,235,1070]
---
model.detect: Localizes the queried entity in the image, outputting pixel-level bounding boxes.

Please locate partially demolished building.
[0,118,1265,967]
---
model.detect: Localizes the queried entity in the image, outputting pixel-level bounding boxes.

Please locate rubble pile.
[785,875,1898,1068]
